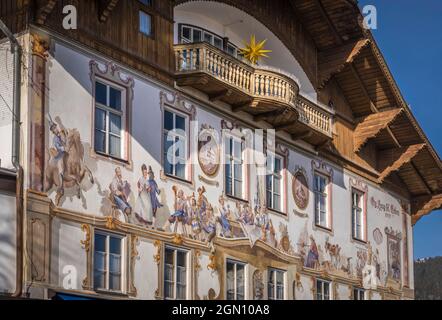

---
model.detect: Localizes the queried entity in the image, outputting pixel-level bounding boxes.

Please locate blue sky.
[359,0,442,259]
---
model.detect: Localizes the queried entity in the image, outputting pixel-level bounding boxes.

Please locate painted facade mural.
[45,116,94,206]
[30,39,413,300]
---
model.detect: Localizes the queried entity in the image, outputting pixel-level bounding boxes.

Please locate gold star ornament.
[240,35,272,65]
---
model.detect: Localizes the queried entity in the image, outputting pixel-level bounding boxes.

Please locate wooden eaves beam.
[354,108,404,152]
[350,63,401,149]
[36,0,58,25]
[318,39,370,89]
[409,161,433,195]
[412,194,442,225]
[378,143,426,183]
[99,0,120,23]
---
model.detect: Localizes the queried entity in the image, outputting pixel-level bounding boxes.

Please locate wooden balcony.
[174,43,333,142]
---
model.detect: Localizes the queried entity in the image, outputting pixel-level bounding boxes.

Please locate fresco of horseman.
[45,117,94,206]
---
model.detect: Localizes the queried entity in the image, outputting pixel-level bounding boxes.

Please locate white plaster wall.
[134,239,158,300]
[0,193,16,294]
[0,41,14,170]
[51,218,87,291]
[197,252,220,299]
[296,274,313,300]
[174,2,317,99]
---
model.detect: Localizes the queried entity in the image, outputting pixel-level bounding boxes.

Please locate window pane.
[94,251,106,272]
[226,262,235,300]
[165,249,174,265]
[109,274,121,291]
[273,194,281,211]
[234,180,242,198]
[234,141,241,159]
[109,254,121,274]
[176,284,186,300]
[175,114,186,131]
[109,113,121,135]
[94,271,106,290]
[273,177,281,194]
[234,163,242,180]
[214,37,223,49]
[95,234,106,252]
[164,111,174,131]
[204,33,213,44]
[193,29,202,42]
[109,135,121,158]
[177,251,186,267]
[139,11,152,36]
[175,163,186,180]
[110,237,121,255]
[95,108,106,131]
[109,87,122,110]
[274,158,281,173]
[95,130,106,154]
[236,264,245,300]
[95,82,107,106]
[182,27,191,41]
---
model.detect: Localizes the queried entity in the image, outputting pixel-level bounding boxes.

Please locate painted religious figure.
[217,195,232,238]
[305,236,319,269]
[147,166,162,228]
[134,164,154,228]
[388,237,401,281]
[110,167,132,220]
[198,125,220,177]
[293,170,309,210]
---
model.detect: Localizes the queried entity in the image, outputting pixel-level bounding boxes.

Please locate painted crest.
[198,124,220,177]
[292,169,309,210]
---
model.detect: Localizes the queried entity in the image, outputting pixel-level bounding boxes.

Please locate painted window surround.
[89,61,135,168]
[312,159,334,233]
[266,143,289,216]
[349,177,369,244]
[160,92,196,186]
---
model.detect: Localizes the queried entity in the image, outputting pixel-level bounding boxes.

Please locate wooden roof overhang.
[291,0,442,223]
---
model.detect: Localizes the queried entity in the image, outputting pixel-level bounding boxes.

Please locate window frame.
[94,79,127,161]
[313,172,331,230]
[163,246,189,301]
[351,188,367,242]
[267,268,285,300]
[353,287,366,301]
[162,107,190,182]
[93,230,126,294]
[266,151,287,215]
[224,134,246,201]
[226,259,247,300]
[315,279,331,301]
[178,24,240,58]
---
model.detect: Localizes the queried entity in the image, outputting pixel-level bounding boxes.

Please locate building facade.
[0,0,441,300]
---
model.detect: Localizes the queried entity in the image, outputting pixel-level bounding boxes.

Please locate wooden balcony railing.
[174,43,333,137]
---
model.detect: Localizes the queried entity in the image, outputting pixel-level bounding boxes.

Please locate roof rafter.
[36,0,58,25]
[409,161,433,195]
[354,108,404,152]
[313,0,343,45]
[318,39,370,89]
[378,143,427,183]
[412,194,442,225]
[99,0,120,23]
[350,63,401,149]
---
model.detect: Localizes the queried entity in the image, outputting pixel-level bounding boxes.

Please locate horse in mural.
[45,127,94,206]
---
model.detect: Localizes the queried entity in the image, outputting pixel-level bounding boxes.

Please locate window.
[352,189,365,241]
[354,288,365,300]
[163,109,188,180]
[266,153,283,212]
[94,80,125,159]
[316,280,331,300]
[93,232,124,292]
[314,173,330,229]
[139,0,152,5]
[179,24,239,58]
[268,269,285,300]
[139,11,152,36]
[164,247,188,300]
[225,136,244,199]
[226,260,245,300]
